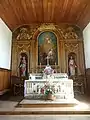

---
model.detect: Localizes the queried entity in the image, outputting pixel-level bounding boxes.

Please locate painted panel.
[38,31,58,65]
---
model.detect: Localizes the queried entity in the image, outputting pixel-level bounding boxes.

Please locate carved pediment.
[38,23,56,31]
[13,23,82,41]
[16,28,32,40]
[58,27,79,39]
[65,43,78,52]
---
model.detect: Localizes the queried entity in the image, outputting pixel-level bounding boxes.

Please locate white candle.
[55,62,56,67]
[40,63,41,68]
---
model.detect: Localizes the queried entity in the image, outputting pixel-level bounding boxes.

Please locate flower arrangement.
[40,65,56,100]
[40,80,56,100]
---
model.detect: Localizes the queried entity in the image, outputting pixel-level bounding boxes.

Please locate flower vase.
[46,93,56,101]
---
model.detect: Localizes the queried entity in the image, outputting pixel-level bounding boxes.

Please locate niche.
[19,53,28,78]
[68,52,77,76]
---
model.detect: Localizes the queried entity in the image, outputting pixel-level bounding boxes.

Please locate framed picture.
[38,31,58,65]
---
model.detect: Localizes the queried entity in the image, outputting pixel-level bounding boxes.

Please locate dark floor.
[0,91,90,106]
[0,91,23,102]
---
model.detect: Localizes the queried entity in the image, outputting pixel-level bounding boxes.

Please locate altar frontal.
[24,66,74,100]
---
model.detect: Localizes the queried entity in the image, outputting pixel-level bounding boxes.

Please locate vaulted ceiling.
[0,0,90,31]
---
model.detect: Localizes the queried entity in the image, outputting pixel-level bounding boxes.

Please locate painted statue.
[20,56,26,77]
[68,56,77,76]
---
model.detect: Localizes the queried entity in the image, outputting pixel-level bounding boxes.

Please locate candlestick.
[55,62,57,73]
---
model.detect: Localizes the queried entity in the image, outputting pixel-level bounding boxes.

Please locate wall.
[83,22,90,69]
[0,18,12,69]
[83,23,90,95]
[0,18,12,94]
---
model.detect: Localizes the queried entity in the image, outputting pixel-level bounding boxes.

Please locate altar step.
[0,98,90,115]
[16,98,79,108]
[0,107,90,115]
[17,103,77,108]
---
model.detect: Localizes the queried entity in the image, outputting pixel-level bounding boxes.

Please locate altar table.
[24,78,74,99]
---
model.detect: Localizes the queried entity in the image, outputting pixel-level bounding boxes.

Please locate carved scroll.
[16,28,32,40]
[64,43,78,52]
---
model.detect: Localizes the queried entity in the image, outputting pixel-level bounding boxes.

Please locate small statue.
[19,56,26,77]
[68,56,77,76]
[43,64,54,75]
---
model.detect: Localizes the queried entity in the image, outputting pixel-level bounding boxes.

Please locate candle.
[40,63,41,68]
[55,62,56,66]
[36,68,37,73]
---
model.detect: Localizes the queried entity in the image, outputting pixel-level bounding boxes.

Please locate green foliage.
[44,84,55,96]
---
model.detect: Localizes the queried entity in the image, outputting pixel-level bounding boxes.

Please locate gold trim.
[38,23,56,31]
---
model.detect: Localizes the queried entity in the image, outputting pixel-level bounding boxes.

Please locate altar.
[24,73,74,100]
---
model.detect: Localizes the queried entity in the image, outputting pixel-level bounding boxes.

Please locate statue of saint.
[20,56,26,77]
[68,56,77,76]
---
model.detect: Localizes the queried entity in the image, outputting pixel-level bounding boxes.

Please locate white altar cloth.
[24,78,74,100]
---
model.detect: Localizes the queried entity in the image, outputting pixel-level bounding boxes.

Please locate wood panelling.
[0,68,11,95]
[0,0,90,31]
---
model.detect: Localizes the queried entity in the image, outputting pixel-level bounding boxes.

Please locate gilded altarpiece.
[12,23,85,78]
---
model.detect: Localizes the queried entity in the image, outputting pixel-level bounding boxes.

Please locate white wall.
[0,18,12,70]
[83,22,90,69]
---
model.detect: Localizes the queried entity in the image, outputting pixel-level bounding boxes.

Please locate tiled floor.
[0,115,90,120]
[1,93,90,120]
[0,93,90,114]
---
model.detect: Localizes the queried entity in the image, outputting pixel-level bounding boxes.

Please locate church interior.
[1,0,90,119]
